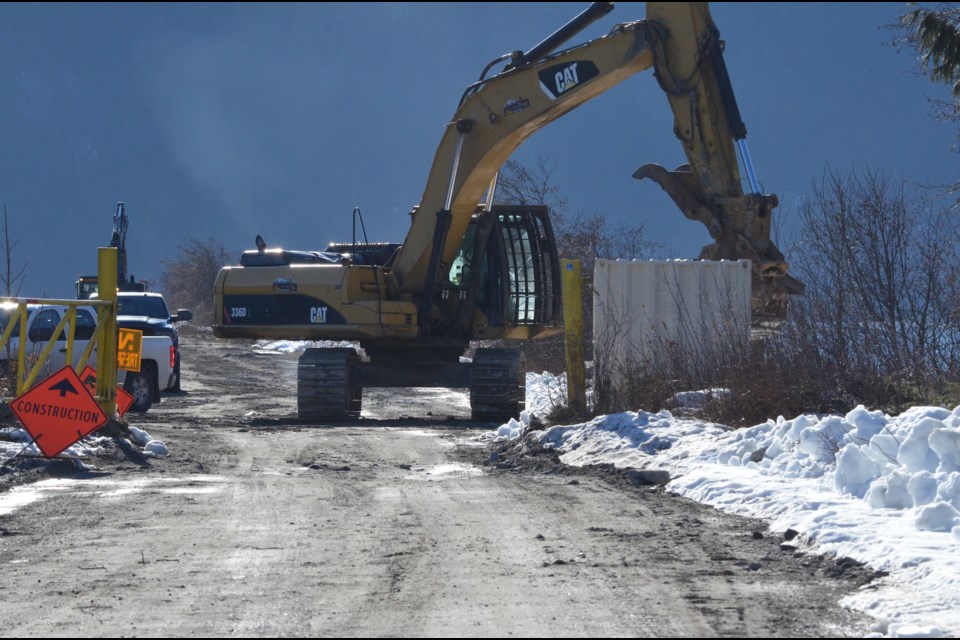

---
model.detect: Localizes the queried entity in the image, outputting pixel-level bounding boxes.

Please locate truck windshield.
[117,297,169,319]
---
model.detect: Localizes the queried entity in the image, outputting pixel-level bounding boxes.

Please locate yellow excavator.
[213,2,802,421]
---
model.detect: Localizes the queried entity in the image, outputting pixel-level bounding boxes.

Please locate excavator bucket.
[635,163,804,330]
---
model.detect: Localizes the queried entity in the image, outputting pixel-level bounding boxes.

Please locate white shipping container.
[592,259,751,372]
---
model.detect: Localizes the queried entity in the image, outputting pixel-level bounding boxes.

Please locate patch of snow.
[668,388,730,410]
[128,426,151,447]
[253,339,359,354]
[143,440,169,457]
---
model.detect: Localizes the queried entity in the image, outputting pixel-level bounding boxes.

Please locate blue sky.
[0,2,954,298]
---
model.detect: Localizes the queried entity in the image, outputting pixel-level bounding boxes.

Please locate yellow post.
[0,305,26,394]
[96,247,118,417]
[64,306,76,371]
[15,304,27,396]
[561,259,587,415]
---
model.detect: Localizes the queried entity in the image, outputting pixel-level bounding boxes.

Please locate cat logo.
[310,306,328,324]
[538,61,599,100]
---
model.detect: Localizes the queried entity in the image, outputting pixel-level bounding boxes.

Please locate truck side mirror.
[174,309,193,322]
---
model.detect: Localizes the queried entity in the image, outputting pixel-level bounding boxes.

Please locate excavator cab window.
[450,205,560,329]
[496,207,559,326]
[449,221,497,322]
[76,277,98,300]
[449,231,473,288]
[501,214,539,324]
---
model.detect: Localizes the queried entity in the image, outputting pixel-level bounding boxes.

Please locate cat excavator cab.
[213,2,802,421]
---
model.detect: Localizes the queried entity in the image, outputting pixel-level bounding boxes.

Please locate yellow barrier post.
[15,304,27,396]
[96,247,118,417]
[21,310,73,392]
[0,305,26,394]
[561,259,587,415]
[64,306,76,371]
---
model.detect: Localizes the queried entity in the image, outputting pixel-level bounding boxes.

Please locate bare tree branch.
[159,238,232,326]
[2,204,27,298]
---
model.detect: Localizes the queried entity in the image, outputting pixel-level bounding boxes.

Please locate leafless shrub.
[0,205,27,400]
[0,365,16,400]
[591,317,828,427]
[785,168,960,411]
[813,425,847,460]
[1,204,26,298]
[159,238,233,327]
[602,169,960,423]
[498,160,960,423]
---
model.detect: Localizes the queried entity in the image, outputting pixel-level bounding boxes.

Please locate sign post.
[80,365,135,418]
[96,247,118,417]
[562,259,587,415]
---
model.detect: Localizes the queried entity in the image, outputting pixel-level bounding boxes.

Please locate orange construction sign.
[118,328,142,372]
[9,366,109,458]
[80,365,135,418]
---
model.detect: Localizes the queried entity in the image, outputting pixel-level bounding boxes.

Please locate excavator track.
[297,348,361,421]
[470,348,524,422]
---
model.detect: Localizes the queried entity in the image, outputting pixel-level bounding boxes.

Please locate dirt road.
[0,334,874,636]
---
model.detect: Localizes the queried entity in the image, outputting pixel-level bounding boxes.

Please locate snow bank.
[143,440,169,457]
[2,422,168,463]
[699,405,960,531]
[538,409,716,469]
[662,405,960,636]
[488,399,960,636]
[479,372,568,442]
[492,412,532,442]
[525,371,567,419]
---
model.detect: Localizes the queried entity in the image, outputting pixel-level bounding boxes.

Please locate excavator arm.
[639,3,804,319]
[111,202,129,288]
[392,1,799,324]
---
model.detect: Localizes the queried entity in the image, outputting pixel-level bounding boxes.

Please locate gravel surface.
[0,334,876,637]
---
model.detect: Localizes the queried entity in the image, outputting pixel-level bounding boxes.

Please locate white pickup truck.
[115,292,191,393]
[0,303,174,412]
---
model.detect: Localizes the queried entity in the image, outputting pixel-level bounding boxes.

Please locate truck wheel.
[125,368,155,413]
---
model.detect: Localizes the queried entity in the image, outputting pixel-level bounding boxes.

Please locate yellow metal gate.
[0,248,120,416]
